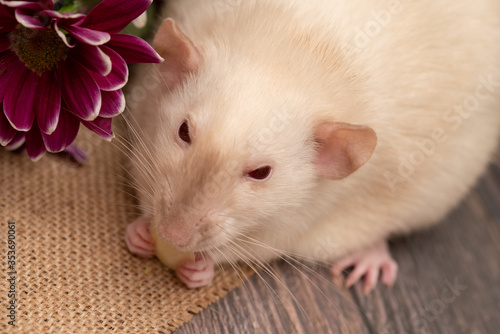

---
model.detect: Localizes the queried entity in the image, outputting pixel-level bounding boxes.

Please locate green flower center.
[9,25,68,75]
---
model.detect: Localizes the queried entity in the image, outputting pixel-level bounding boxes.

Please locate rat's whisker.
[228,240,315,323]
[224,240,283,304]
[235,235,349,314]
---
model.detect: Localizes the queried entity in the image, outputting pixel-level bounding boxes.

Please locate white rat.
[125,0,500,290]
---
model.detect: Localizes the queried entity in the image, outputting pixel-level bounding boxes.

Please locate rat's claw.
[381,258,398,286]
[363,267,380,294]
[330,240,398,294]
[176,254,214,289]
[125,216,155,258]
[344,262,368,288]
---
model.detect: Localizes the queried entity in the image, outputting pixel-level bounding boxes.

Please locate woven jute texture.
[0,120,250,333]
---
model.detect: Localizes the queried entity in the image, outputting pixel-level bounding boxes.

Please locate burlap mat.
[0,119,251,333]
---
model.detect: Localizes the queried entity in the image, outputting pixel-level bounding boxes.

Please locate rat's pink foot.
[176,254,214,289]
[330,240,398,294]
[125,216,155,258]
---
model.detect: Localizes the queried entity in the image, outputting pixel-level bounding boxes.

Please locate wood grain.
[176,155,500,334]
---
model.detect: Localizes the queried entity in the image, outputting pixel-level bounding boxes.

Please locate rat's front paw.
[125,216,155,258]
[176,254,214,289]
[330,240,398,294]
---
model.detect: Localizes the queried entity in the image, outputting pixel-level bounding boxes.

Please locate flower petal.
[70,43,111,76]
[4,131,24,150]
[58,58,101,121]
[3,67,38,131]
[0,3,13,16]
[41,110,79,153]
[14,8,45,29]
[99,89,125,118]
[0,1,53,10]
[0,23,16,33]
[40,0,54,9]
[0,6,17,33]
[0,35,10,53]
[39,10,85,25]
[82,0,152,34]
[0,105,17,145]
[35,71,61,134]
[0,23,17,33]
[106,34,163,64]
[82,116,113,141]
[63,24,110,46]
[53,20,75,48]
[90,46,128,91]
[25,124,46,161]
[7,0,53,31]
[0,51,23,100]
[64,144,87,164]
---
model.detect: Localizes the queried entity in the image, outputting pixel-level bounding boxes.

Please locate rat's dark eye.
[178,120,191,144]
[247,166,272,181]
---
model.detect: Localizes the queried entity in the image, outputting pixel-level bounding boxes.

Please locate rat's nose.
[158,222,193,249]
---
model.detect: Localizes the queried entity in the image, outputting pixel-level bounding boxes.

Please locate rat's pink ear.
[313,122,377,180]
[153,18,201,88]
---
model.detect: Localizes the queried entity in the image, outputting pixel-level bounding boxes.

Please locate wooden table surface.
[175,153,500,334]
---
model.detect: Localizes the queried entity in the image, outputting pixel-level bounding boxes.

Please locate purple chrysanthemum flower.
[0,0,162,160]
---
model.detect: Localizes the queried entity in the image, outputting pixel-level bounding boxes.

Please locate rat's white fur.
[128,0,500,265]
